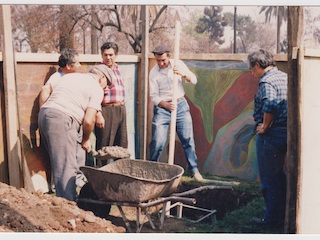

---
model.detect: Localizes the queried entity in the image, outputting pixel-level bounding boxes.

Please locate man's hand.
[82,139,92,153]
[173,66,183,77]
[256,123,267,135]
[95,111,105,128]
[159,101,175,111]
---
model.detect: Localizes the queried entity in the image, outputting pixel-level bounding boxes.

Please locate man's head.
[152,44,171,69]
[58,48,81,73]
[101,42,118,68]
[89,64,113,89]
[247,49,276,78]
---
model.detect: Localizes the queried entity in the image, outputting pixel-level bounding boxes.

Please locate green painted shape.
[184,67,244,142]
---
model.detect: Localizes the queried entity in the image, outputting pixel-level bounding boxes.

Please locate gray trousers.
[38,108,82,201]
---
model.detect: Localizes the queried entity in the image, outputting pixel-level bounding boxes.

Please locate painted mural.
[173,60,259,181]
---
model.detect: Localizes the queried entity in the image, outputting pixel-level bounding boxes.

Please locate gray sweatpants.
[38,108,81,201]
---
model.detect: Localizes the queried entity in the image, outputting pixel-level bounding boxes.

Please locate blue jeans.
[256,126,287,225]
[149,99,200,174]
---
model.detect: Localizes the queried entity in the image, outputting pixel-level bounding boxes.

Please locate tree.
[58,5,77,51]
[182,11,214,53]
[195,6,228,46]
[223,12,257,53]
[11,5,61,52]
[304,7,320,48]
[259,6,288,53]
[11,5,174,54]
[66,5,170,53]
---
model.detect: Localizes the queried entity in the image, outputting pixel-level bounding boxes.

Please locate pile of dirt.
[0,182,125,233]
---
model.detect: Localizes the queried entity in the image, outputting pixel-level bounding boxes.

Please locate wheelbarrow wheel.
[77,183,111,219]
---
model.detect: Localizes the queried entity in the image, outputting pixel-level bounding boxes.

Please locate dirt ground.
[0,180,255,233]
[0,182,125,233]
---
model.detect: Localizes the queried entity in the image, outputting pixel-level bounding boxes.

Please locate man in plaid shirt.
[94,42,128,159]
[248,49,288,228]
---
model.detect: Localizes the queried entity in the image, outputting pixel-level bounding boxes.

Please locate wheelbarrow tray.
[80,159,184,203]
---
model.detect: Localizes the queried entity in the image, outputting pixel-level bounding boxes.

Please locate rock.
[68,219,76,229]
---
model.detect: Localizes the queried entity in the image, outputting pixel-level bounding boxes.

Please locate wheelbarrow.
[78,158,197,232]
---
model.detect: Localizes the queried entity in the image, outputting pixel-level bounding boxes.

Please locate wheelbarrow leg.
[116,205,133,233]
[136,207,156,233]
[140,207,156,230]
[159,202,167,230]
[136,207,141,232]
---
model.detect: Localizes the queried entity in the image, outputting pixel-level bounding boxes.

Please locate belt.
[168,97,185,103]
[102,101,125,107]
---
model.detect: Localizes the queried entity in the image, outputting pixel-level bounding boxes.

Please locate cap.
[152,44,171,54]
[90,64,113,81]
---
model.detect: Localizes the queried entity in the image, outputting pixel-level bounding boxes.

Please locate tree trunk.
[91,5,98,54]
[276,7,281,53]
[59,5,75,51]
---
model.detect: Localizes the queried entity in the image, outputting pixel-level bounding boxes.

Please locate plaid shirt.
[253,67,288,127]
[101,63,125,104]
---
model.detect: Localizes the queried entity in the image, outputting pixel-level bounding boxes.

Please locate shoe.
[193,172,204,182]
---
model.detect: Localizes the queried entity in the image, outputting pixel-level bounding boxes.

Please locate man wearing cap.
[38,65,109,201]
[149,44,204,181]
[94,42,128,160]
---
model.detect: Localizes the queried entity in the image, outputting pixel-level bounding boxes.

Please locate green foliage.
[161,176,284,234]
[195,6,228,45]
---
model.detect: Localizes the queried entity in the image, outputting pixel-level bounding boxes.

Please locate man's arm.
[82,107,97,152]
[174,60,197,84]
[39,84,52,108]
[256,112,274,134]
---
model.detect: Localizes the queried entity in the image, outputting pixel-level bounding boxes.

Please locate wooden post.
[0,5,23,188]
[168,21,181,165]
[139,5,149,160]
[286,6,304,234]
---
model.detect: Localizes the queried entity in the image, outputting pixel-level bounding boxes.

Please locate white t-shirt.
[45,69,64,89]
[41,73,103,125]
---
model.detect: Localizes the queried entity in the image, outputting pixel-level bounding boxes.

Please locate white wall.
[297,48,320,233]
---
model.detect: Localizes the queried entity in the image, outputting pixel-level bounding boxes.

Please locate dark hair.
[100,42,119,55]
[247,49,276,69]
[58,48,78,68]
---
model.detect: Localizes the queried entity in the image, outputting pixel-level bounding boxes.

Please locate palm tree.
[259,6,287,53]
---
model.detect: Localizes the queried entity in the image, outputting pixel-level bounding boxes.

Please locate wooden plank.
[138,5,149,160]
[168,21,181,165]
[1,5,23,188]
[304,48,320,58]
[0,52,287,64]
[12,52,140,63]
[286,6,304,234]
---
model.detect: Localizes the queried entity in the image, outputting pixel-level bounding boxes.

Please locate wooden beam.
[286,6,304,234]
[138,5,149,160]
[168,21,181,165]
[0,5,23,188]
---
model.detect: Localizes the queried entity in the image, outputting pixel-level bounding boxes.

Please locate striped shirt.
[253,67,288,127]
[101,63,125,104]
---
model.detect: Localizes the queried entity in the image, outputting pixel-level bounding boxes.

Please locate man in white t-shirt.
[38,65,108,201]
[39,48,81,107]
[39,48,101,193]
